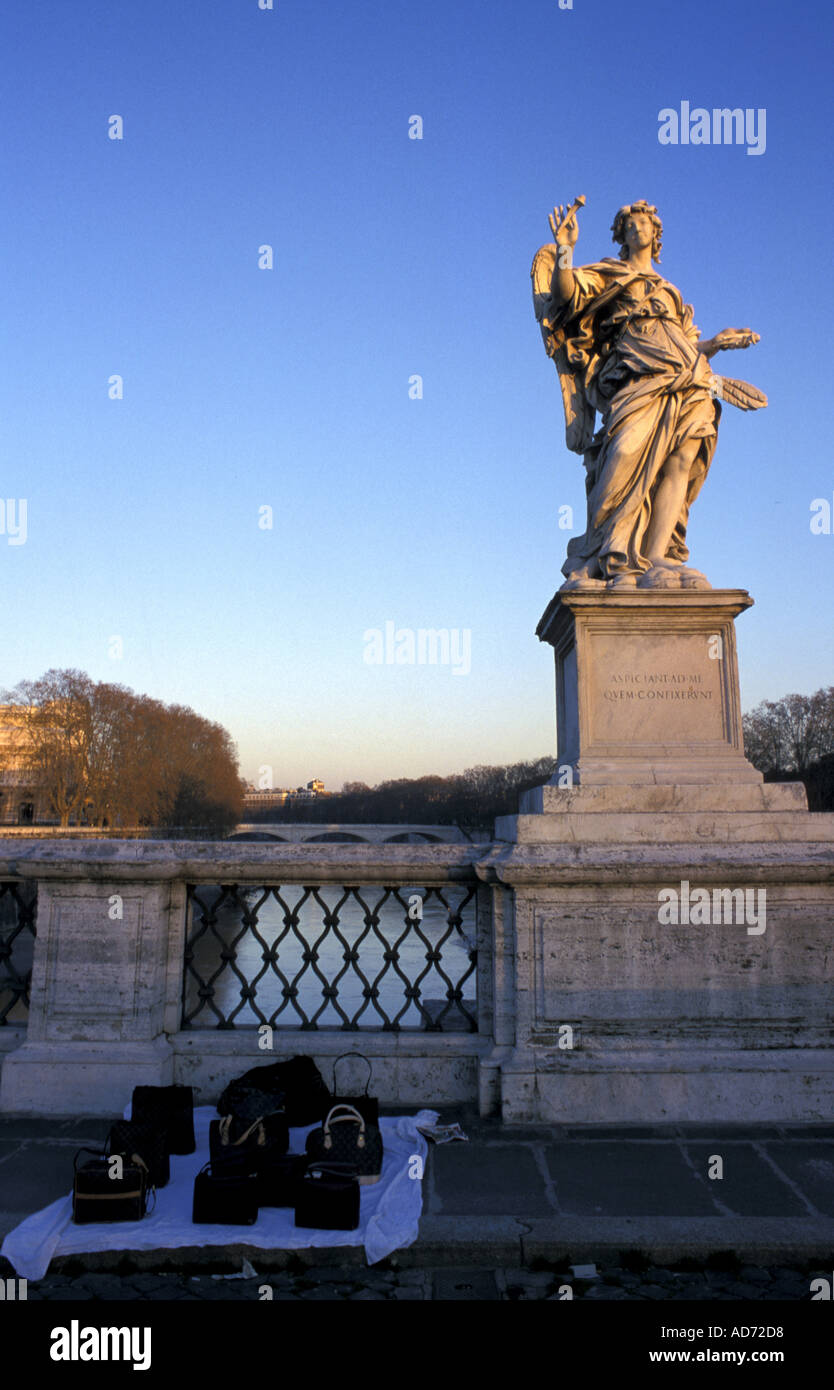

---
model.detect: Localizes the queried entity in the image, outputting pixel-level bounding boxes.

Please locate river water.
[184,884,477,1031]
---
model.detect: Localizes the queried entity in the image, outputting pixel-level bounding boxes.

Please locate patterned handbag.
[107,1119,170,1189]
[305,1104,383,1185]
[131,1085,195,1155]
[209,1112,288,1175]
[218,1056,328,1127]
[222,1086,288,1139]
[209,1117,261,1176]
[328,1052,379,1126]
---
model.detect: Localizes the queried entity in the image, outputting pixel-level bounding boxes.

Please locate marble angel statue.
[531,198,767,590]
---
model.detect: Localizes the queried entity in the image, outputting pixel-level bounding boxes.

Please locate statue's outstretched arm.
[700,327,760,359]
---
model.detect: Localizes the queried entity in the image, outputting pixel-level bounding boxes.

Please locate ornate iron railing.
[0,881,37,1024]
[182,882,478,1032]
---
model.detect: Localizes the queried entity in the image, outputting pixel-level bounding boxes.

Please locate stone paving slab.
[0,1142,90,1221]
[681,1143,811,1217]
[429,1145,553,1216]
[764,1143,834,1215]
[545,1142,717,1217]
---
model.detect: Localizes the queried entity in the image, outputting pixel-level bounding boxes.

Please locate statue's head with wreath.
[611,201,663,263]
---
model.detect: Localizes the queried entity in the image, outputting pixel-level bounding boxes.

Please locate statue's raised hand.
[711,328,760,351]
[548,204,580,248]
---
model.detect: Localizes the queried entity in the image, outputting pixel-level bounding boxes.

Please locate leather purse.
[305,1104,383,1185]
[218,1056,328,1127]
[294,1161,360,1231]
[221,1086,289,1141]
[192,1162,259,1226]
[209,1113,289,1176]
[209,1117,260,1176]
[107,1119,170,1189]
[328,1052,379,1126]
[72,1148,149,1224]
[258,1153,310,1208]
[131,1084,195,1155]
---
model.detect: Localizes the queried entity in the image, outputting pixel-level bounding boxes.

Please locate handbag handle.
[199,1161,254,1184]
[322,1104,365,1150]
[306,1162,359,1181]
[218,1114,266,1148]
[80,1143,150,1179]
[332,1052,373,1096]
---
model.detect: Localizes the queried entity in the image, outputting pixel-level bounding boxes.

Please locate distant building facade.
[241,777,328,813]
[0,705,50,825]
[241,787,290,812]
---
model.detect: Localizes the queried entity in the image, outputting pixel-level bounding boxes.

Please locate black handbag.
[209,1113,289,1176]
[131,1084,195,1155]
[294,1161,360,1231]
[258,1153,310,1208]
[107,1119,170,1189]
[192,1163,259,1226]
[305,1104,383,1185]
[222,1086,288,1134]
[328,1052,379,1126]
[72,1148,149,1224]
[218,1056,329,1127]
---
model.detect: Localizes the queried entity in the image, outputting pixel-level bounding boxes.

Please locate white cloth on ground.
[1,1107,438,1281]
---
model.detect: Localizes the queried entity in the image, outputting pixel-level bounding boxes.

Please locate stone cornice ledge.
[0,839,483,883]
[474,841,834,886]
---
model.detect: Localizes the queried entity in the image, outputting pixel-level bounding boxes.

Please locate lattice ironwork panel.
[0,882,37,1025]
[182,882,478,1032]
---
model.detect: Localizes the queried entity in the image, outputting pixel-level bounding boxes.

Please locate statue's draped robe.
[539,257,720,579]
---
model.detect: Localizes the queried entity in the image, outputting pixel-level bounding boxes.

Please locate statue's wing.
[531,243,595,454]
[710,375,768,411]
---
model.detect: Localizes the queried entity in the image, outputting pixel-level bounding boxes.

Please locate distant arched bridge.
[228,823,482,845]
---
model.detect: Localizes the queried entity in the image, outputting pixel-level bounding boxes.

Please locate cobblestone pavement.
[16,1261,826,1301]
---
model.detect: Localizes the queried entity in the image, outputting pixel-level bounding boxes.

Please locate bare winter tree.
[742,687,834,775]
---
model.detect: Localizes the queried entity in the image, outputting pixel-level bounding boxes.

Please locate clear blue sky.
[1,0,831,788]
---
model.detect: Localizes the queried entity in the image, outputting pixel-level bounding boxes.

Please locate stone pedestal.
[537,588,761,785]
[482,586,834,1125]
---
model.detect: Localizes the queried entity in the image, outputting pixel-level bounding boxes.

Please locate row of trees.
[2,669,244,829]
[251,757,561,831]
[248,689,834,829]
